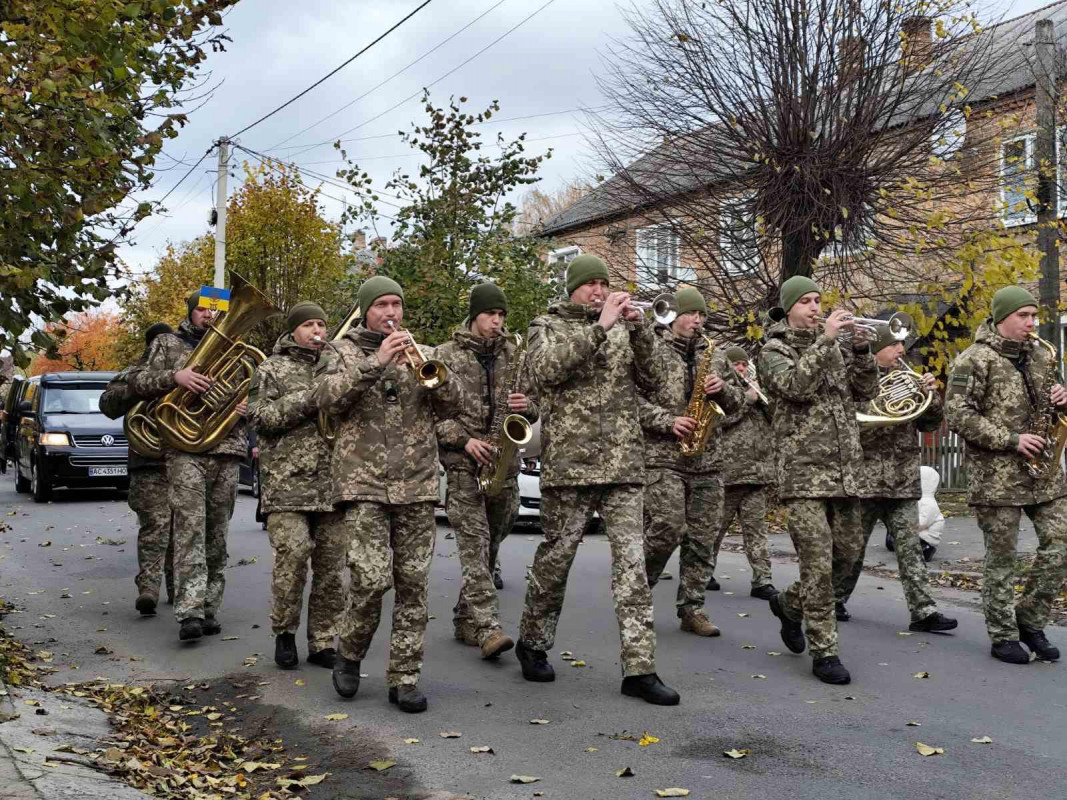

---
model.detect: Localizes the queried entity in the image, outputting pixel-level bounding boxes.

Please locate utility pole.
[213,138,230,289]
[1035,19,1060,355]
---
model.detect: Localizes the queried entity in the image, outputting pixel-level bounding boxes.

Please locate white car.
[435,458,541,525]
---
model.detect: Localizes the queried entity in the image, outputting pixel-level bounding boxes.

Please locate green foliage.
[0,0,236,365]
[338,93,558,344]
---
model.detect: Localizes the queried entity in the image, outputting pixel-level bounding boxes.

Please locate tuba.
[477,334,533,496]
[679,335,725,455]
[316,301,362,444]
[856,358,934,429]
[1025,333,1067,480]
[126,272,277,456]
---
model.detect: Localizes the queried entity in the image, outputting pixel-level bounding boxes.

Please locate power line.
[155,146,214,206]
[229,0,436,140]
[269,0,512,151]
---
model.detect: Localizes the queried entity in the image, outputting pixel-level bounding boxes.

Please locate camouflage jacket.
[247,334,333,513]
[638,326,744,475]
[100,356,162,473]
[313,324,458,506]
[127,319,247,459]
[757,322,879,500]
[433,329,540,477]
[527,301,669,488]
[718,369,775,486]
[857,365,944,500]
[945,320,1067,506]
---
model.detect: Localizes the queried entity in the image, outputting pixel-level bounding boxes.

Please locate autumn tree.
[338,92,558,345]
[513,181,592,237]
[28,311,125,375]
[0,0,236,365]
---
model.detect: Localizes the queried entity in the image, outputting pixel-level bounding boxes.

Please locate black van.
[10,371,128,502]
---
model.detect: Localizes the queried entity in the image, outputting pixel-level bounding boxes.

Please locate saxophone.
[477,334,533,496]
[679,335,725,455]
[1025,333,1067,480]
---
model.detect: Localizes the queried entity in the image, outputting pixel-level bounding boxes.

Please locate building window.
[1001,134,1035,227]
[549,245,581,268]
[931,109,967,161]
[635,225,693,288]
[719,196,760,276]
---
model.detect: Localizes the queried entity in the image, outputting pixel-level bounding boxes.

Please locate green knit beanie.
[780,275,822,314]
[675,287,707,316]
[357,276,404,314]
[469,283,508,320]
[286,301,327,333]
[991,286,1038,324]
[725,345,749,363]
[870,323,902,354]
[565,254,610,295]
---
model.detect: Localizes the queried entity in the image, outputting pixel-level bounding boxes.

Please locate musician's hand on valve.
[377,330,409,367]
[175,368,211,394]
[672,416,698,439]
[703,373,724,395]
[823,309,852,340]
[508,392,529,413]
[1051,383,1067,407]
[1017,433,1047,458]
[921,372,938,391]
[597,292,629,332]
[235,401,248,417]
[465,438,494,466]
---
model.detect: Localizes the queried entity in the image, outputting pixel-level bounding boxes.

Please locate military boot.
[706,574,720,591]
[750,584,778,601]
[620,673,680,706]
[769,593,805,653]
[307,648,337,669]
[480,630,514,660]
[1019,627,1060,661]
[812,656,851,685]
[389,685,428,713]
[679,609,721,637]
[135,594,157,616]
[179,618,203,641]
[835,602,851,622]
[201,617,221,636]
[493,566,504,590]
[991,640,1030,664]
[516,641,555,682]
[332,657,362,698]
[909,611,958,633]
[274,632,298,669]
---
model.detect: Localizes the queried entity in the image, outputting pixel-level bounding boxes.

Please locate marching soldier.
[248,302,347,671]
[99,322,175,615]
[129,291,246,642]
[516,254,680,705]
[834,325,957,632]
[945,287,1067,664]
[709,346,777,600]
[639,287,743,637]
[757,276,878,684]
[314,276,458,712]
[433,283,539,661]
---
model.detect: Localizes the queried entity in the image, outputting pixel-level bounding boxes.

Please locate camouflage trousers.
[778,498,865,660]
[974,497,1067,643]
[267,510,348,652]
[167,453,239,623]
[446,469,518,642]
[520,484,655,677]
[835,499,936,622]
[711,484,774,589]
[339,501,436,687]
[642,469,722,615]
[129,467,174,602]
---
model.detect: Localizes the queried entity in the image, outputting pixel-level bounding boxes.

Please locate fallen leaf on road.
[11,747,34,754]
[915,742,944,757]
[42,760,60,768]
[724,749,750,759]
[241,762,281,773]
[560,651,574,660]
[24,700,39,706]
[654,788,690,797]
[767,651,782,656]
[571,660,587,667]
[205,713,223,721]
[324,713,348,721]
[913,671,930,679]
[530,719,550,725]
[906,721,922,727]
[94,537,125,546]
[639,732,660,747]
[294,679,305,686]
[616,766,635,777]
[439,731,462,738]
[366,760,395,771]
[277,773,328,789]
[221,636,239,641]
[751,674,767,680]
[38,541,51,547]
[404,738,420,744]
[470,746,494,754]
[510,775,541,784]
[741,644,756,650]
[971,736,993,744]
[585,747,598,753]
[737,613,749,618]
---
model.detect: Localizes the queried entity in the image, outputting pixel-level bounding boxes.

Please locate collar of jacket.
[452,328,508,356]
[975,319,1027,361]
[656,323,703,358]
[176,319,206,346]
[550,300,601,323]
[344,324,386,352]
[273,333,320,364]
[767,320,817,349]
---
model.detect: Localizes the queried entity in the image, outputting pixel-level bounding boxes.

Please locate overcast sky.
[121,0,1058,275]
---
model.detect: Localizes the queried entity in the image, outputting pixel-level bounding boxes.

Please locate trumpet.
[814,311,911,342]
[628,293,678,326]
[386,320,448,390]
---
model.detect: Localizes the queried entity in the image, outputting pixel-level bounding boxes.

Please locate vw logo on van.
[100,435,115,447]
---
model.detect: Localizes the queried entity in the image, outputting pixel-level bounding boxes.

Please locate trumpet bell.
[417,360,448,390]
[652,293,678,326]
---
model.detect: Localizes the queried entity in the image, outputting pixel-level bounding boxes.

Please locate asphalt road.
[2,481,1066,800]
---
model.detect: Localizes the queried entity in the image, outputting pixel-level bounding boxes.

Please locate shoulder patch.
[760,351,792,375]
[948,365,971,389]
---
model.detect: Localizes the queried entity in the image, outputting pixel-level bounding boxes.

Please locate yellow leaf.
[11,747,34,754]
[638,732,659,747]
[366,760,395,771]
[971,736,993,744]
[295,679,305,686]
[724,749,750,759]
[616,766,635,777]
[571,660,587,667]
[205,712,223,721]
[403,738,420,744]
[510,775,542,784]
[585,747,598,753]
[439,731,462,738]
[767,651,782,656]
[915,742,944,757]
[913,671,930,679]
[241,762,281,773]
[469,746,494,754]
[530,719,550,725]
[324,713,348,721]
[654,789,690,797]
[299,774,328,786]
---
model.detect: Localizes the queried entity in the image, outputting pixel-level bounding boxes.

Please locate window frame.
[1001,133,1036,228]
[718,194,761,276]
[634,224,694,288]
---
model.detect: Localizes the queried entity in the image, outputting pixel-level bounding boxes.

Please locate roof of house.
[541,0,1067,237]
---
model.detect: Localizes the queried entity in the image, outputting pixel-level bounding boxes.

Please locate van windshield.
[41,385,107,414]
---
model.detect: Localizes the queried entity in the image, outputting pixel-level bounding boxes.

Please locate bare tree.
[590,0,1014,329]
[514,181,593,236]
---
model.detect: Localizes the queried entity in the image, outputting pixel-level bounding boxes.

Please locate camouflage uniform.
[712,371,775,589]
[101,363,174,604]
[248,334,346,654]
[945,321,1067,643]
[128,319,245,624]
[758,323,879,659]
[313,325,459,686]
[433,330,539,644]
[835,366,944,621]
[519,302,670,677]
[638,326,743,614]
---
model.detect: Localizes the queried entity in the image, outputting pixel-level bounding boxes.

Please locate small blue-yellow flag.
[197,285,230,312]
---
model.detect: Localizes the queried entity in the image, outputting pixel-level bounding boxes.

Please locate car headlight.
[39,432,71,447]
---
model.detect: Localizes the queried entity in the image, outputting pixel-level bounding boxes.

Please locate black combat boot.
[909,612,958,633]
[620,673,680,706]
[1019,627,1060,661]
[135,594,157,616]
[332,656,362,698]
[307,648,337,669]
[201,617,221,636]
[706,574,720,591]
[769,593,806,653]
[812,656,851,684]
[515,641,555,682]
[274,632,298,669]
[750,584,777,601]
[991,640,1030,664]
[179,618,203,641]
[388,685,428,713]
[835,602,851,622]
[493,567,504,590]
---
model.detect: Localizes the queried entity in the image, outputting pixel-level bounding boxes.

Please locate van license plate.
[89,466,127,477]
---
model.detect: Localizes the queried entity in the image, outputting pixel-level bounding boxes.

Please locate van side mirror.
[17,400,31,414]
